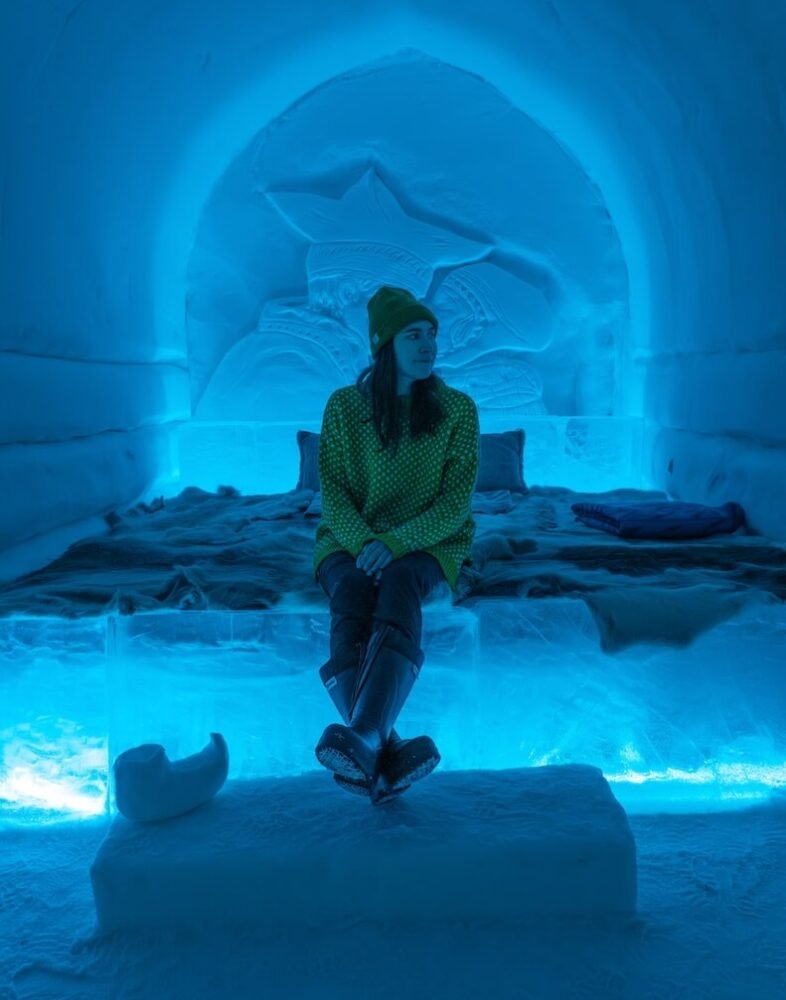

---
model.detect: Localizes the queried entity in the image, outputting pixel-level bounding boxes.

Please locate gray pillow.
[476,429,527,492]
[296,428,527,493]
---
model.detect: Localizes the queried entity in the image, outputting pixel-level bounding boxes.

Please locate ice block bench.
[90,764,636,932]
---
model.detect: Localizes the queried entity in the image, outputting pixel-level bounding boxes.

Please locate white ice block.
[90,764,636,933]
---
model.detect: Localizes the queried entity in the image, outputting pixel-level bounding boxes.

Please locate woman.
[313,285,480,805]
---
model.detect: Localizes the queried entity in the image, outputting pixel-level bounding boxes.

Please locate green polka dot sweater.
[313,379,480,592]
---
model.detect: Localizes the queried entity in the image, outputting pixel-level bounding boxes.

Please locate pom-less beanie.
[367,286,439,357]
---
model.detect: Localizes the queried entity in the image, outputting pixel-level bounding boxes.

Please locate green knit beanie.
[367,286,439,357]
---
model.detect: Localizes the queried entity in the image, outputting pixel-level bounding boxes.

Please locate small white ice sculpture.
[113,733,229,823]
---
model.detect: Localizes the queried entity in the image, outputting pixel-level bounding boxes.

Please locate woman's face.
[392,320,437,386]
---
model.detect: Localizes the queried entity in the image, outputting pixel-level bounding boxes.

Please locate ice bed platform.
[90,764,637,932]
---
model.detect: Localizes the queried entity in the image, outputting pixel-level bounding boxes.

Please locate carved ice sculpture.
[431,260,555,355]
[195,301,364,421]
[195,164,621,431]
[113,732,229,823]
[265,166,489,328]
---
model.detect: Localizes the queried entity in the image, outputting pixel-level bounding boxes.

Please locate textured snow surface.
[2,793,785,999]
[90,767,636,932]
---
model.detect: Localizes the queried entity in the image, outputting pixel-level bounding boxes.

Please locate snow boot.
[315,623,428,803]
[332,731,441,799]
[318,635,441,800]
[318,649,405,804]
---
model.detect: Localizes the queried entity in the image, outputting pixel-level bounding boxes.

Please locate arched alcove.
[154,17,654,401]
[152,17,655,494]
[177,51,634,494]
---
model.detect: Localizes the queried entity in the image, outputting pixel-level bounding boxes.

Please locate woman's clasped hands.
[356,540,394,583]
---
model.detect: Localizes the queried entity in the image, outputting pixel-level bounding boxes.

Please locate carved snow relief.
[196,301,367,421]
[198,168,611,422]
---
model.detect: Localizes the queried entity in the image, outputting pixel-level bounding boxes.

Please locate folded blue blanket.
[570,500,747,540]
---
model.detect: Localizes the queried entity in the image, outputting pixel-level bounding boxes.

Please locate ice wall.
[1,0,785,566]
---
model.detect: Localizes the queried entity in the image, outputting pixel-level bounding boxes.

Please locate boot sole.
[389,753,440,790]
[333,751,441,798]
[316,723,380,782]
[315,745,366,782]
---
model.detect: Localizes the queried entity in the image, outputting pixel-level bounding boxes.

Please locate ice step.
[90,764,637,932]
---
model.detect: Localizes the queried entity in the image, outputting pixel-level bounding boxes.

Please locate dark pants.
[317,550,446,668]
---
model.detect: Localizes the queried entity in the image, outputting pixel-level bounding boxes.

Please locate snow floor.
[2,793,785,1000]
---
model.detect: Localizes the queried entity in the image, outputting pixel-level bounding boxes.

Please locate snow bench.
[90,764,637,933]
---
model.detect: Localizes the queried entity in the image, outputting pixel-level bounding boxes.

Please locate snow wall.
[1,0,785,564]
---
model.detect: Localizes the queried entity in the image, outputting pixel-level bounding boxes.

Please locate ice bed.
[1,468,785,826]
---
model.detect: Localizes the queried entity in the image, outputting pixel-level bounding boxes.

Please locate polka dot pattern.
[313,381,480,592]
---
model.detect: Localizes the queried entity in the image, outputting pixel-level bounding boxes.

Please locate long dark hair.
[355,339,447,458]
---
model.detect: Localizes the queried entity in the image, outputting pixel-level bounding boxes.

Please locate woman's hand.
[356,540,394,581]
